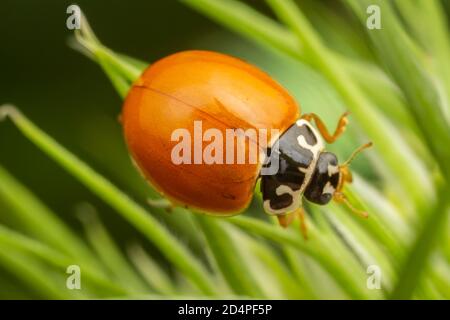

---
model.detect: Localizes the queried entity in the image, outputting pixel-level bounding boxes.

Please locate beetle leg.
[147,197,175,213]
[277,212,296,228]
[301,112,350,143]
[296,207,308,240]
[277,208,308,239]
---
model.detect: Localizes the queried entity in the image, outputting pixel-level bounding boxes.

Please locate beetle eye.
[304,152,339,205]
[320,193,332,204]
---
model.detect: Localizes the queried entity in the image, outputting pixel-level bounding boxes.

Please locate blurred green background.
[1,0,217,231]
[0,0,449,299]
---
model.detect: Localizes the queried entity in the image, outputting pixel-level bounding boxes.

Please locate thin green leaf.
[228,215,382,299]
[0,224,126,296]
[0,244,82,299]
[346,0,450,183]
[0,105,216,295]
[76,203,150,294]
[0,165,101,272]
[390,187,449,299]
[127,244,176,295]
[196,216,264,297]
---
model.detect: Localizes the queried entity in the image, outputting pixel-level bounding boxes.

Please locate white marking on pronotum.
[263,185,302,215]
[295,119,324,196]
[323,182,336,195]
[327,164,339,177]
[265,120,325,216]
[295,119,324,154]
[297,135,321,155]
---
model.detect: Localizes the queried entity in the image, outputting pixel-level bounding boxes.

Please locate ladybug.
[122,50,371,236]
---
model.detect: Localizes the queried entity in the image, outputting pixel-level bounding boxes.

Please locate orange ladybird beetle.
[122,50,371,236]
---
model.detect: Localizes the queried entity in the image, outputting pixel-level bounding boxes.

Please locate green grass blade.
[127,244,176,295]
[0,244,82,299]
[344,181,408,256]
[282,248,319,299]
[76,203,149,294]
[238,230,307,299]
[394,0,450,117]
[196,216,264,297]
[70,14,144,98]
[181,0,302,58]
[390,187,450,299]
[95,54,132,98]
[0,165,101,272]
[324,207,395,292]
[0,105,216,295]
[346,0,450,183]
[228,215,381,299]
[0,224,127,296]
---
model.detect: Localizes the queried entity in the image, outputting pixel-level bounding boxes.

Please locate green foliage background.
[0,0,449,299]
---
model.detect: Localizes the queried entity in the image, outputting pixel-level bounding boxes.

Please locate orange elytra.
[122,50,370,231]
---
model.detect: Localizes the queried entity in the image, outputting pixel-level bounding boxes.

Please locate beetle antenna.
[336,142,372,193]
[342,142,372,167]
